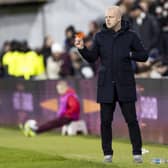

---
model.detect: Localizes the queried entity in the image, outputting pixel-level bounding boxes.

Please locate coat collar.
[102,20,130,34]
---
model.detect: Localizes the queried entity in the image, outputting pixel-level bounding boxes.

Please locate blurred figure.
[2,40,45,80]
[149,0,168,63]
[2,40,22,78]
[21,42,45,80]
[0,41,11,58]
[0,63,5,78]
[130,2,161,77]
[130,3,160,57]
[83,35,98,73]
[117,0,136,11]
[22,80,80,136]
[135,59,168,78]
[150,61,168,78]
[84,36,93,50]
[87,21,100,38]
[69,47,94,79]
[13,83,34,124]
[46,43,71,79]
[139,0,150,12]
[64,25,76,52]
[135,61,152,77]
[116,0,136,21]
[40,35,54,66]
[0,41,11,77]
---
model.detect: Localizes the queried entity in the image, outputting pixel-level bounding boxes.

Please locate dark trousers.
[36,117,73,134]
[100,85,142,156]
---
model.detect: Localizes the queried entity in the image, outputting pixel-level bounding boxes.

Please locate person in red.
[24,80,80,135]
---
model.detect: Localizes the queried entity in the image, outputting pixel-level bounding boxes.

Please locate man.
[46,43,71,79]
[75,6,148,163]
[23,80,80,136]
[130,3,160,53]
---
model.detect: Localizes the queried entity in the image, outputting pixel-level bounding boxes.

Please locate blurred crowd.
[116,0,168,78]
[0,0,168,80]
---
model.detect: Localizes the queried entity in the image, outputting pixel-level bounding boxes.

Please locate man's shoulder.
[95,30,103,37]
[126,29,139,37]
[94,30,107,41]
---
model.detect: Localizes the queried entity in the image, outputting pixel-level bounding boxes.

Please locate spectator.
[1,2,168,80]
[40,35,54,66]
[0,41,11,59]
[47,43,71,79]
[139,0,150,12]
[116,0,136,11]
[149,0,168,63]
[116,0,136,21]
[135,59,168,78]
[150,61,168,78]
[2,40,21,78]
[69,47,94,79]
[130,3,160,52]
[0,41,11,77]
[84,36,93,49]
[87,21,100,39]
[130,2,160,76]
[134,61,152,77]
[22,44,45,80]
[2,40,45,80]
[64,25,76,52]
[83,36,98,73]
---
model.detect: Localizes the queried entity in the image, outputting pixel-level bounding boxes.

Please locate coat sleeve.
[78,34,99,63]
[130,32,148,62]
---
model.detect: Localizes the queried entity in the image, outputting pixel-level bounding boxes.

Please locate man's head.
[139,0,149,12]
[44,35,54,48]
[51,43,64,60]
[105,6,122,29]
[56,81,69,95]
[130,4,143,18]
[122,0,135,7]
[84,36,93,49]
[65,25,76,39]
[88,21,99,34]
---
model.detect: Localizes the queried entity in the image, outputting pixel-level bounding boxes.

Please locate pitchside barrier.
[0,78,167,144]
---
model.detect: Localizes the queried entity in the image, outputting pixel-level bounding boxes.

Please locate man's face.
[66,30,73,39]
[56,84,67,95]
[45,36,53,47]
[52,52,62,60]
[130,9,141,18]
[105,9,120,29]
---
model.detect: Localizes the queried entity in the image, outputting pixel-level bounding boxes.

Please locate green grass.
[0,128,167,168]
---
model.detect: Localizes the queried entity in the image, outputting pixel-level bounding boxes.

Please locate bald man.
[75,6,148,163]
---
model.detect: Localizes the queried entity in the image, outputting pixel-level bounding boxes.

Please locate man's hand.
[74,37,84,49]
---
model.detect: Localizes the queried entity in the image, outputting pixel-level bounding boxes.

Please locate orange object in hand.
[75,32,85,39]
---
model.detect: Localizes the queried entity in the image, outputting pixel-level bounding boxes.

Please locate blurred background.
[0,0,168,144]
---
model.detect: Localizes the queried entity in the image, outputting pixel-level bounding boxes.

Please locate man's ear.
[118,17,122,22]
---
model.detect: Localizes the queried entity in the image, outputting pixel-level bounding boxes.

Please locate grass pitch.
[0,127,167,168]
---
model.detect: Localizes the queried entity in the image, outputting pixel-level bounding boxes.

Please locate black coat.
[131,14,160,51]
[79,21,148,103]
